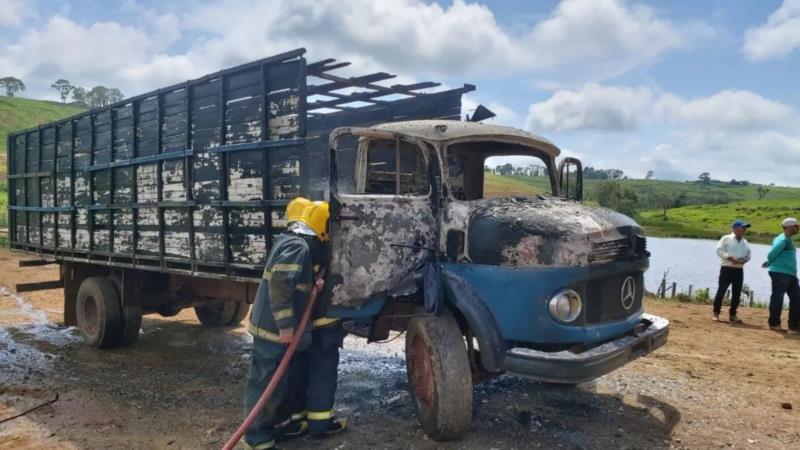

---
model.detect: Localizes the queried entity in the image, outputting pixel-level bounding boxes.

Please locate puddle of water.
[0,286,81,383]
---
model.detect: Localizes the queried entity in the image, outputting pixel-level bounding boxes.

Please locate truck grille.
[590,238,630,262]
[590,235,648,262]
[584,272,643,324]
[635,235,647,257]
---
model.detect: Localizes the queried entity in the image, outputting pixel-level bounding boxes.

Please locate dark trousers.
[768,272,800,328]
[244,337,309,448]
[713,266,744,316]
[307,322,344,433]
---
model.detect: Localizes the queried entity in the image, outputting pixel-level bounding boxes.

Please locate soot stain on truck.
[464,196,636,267]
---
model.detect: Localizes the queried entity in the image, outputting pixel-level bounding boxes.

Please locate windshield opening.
[445,141,556,200]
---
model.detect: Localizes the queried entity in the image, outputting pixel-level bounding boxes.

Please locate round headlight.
[548,290,582,323]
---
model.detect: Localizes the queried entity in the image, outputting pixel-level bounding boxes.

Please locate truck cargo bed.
[6,48,472,281]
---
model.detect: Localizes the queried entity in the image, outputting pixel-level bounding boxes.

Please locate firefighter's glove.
[279,328,294,344]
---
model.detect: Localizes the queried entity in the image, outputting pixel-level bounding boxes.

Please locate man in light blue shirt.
[766,218,800,332]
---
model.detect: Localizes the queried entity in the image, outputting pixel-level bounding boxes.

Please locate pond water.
[644,236,783,304]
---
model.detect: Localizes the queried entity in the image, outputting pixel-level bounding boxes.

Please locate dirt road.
[0,248,798,449]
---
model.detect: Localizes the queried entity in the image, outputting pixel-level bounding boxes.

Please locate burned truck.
[6,48,668,440]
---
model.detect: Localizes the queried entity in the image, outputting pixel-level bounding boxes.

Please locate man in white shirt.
[712,220,752,323]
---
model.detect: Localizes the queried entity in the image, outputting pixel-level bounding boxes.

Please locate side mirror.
[558,157,583,202]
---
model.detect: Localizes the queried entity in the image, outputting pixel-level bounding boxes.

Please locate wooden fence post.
[671,282,677,298]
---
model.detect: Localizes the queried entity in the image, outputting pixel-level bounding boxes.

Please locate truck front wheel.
[194,301,249,327]
[405,308,473,441]
[76,277,122,349]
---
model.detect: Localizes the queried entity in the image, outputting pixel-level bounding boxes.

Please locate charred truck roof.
[373,120,561,155]
[364,120,647,269]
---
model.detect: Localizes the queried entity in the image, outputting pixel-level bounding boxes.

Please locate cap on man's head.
[782,217,799,228]
[732,219,750,229]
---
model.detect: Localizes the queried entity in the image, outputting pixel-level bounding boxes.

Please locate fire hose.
[222,272,325,450]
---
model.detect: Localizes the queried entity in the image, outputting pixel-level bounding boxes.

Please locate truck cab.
[327,120,669,440]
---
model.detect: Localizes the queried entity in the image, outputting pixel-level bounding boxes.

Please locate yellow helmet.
[298,201,330,241]
[285,197,312,222]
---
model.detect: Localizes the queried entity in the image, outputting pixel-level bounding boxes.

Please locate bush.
[695,288,710,301]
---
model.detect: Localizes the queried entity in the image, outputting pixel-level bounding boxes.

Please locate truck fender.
[441,269,506,372]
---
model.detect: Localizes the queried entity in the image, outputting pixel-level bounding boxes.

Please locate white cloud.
[526,83,653,132]
[0,15,185,99]
[526,84,795,132]
[638,145,693,181]
[654,90,795,129]
[180,0,522,77]
[3,0,710,100]
[743,0,800,61]
[522,0,682,76]
[525,85,800,184]
[0,0,28,26]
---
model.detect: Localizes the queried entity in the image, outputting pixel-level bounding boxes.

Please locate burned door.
[328,129,436,307]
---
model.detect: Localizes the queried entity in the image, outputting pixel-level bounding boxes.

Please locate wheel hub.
[82,295,98,335]
[410,335,435,409]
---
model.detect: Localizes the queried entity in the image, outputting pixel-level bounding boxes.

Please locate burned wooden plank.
[15,280,64,292]
[18,259,58,267]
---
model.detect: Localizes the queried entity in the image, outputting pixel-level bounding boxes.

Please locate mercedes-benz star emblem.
[620,276,636,310]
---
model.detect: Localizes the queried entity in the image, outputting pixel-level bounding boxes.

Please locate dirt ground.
[0,248,798,450]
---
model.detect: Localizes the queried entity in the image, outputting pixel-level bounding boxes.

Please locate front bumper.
[504,313,669,384]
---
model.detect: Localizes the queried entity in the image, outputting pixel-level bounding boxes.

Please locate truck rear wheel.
[76,277,122,349]
[117,305,143,347]
[194,301,249,327]
[405,308,473,441]
[107,276,142,347]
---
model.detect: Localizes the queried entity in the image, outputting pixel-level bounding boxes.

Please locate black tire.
[107,276,143,348]
[405,308,473,441]
[158,303,183,317]
[194,301,250,327]
[76,277,122,349]
[117,305,143,347]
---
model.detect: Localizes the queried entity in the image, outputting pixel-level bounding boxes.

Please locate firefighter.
[281,201,348,438]
[243,198,331,449]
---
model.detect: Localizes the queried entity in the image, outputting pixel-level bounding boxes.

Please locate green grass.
[484,173,551,197]
[639,198,800,244]
[485,173,800,204]
[0,96,85,169]
[485,173,800,244]
[0,96,85,227]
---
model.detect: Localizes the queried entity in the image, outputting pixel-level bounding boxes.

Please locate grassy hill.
[484,173,551,197]
[0,96,85,230]
[484,173,800,243]
[485,173,800,203]
[639,198,800,244]
[1,96,85,177]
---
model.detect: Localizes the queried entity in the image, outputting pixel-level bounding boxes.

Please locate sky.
[1,0,798,185]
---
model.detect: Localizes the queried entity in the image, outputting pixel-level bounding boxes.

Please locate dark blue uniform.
[244,233,316,449]
[243,232,344,448]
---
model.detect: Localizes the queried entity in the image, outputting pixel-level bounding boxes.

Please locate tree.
[645,170,654,180]
[583,166,625,180]
[108,87,124,103]
[0,76,25,96]
[497,163,514,176]
[657,193,676,220]
[72,87,88,106]
[86,86,111,107]
[592,182,639,217]
[51,79,75,103]
[698,172,711,184]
